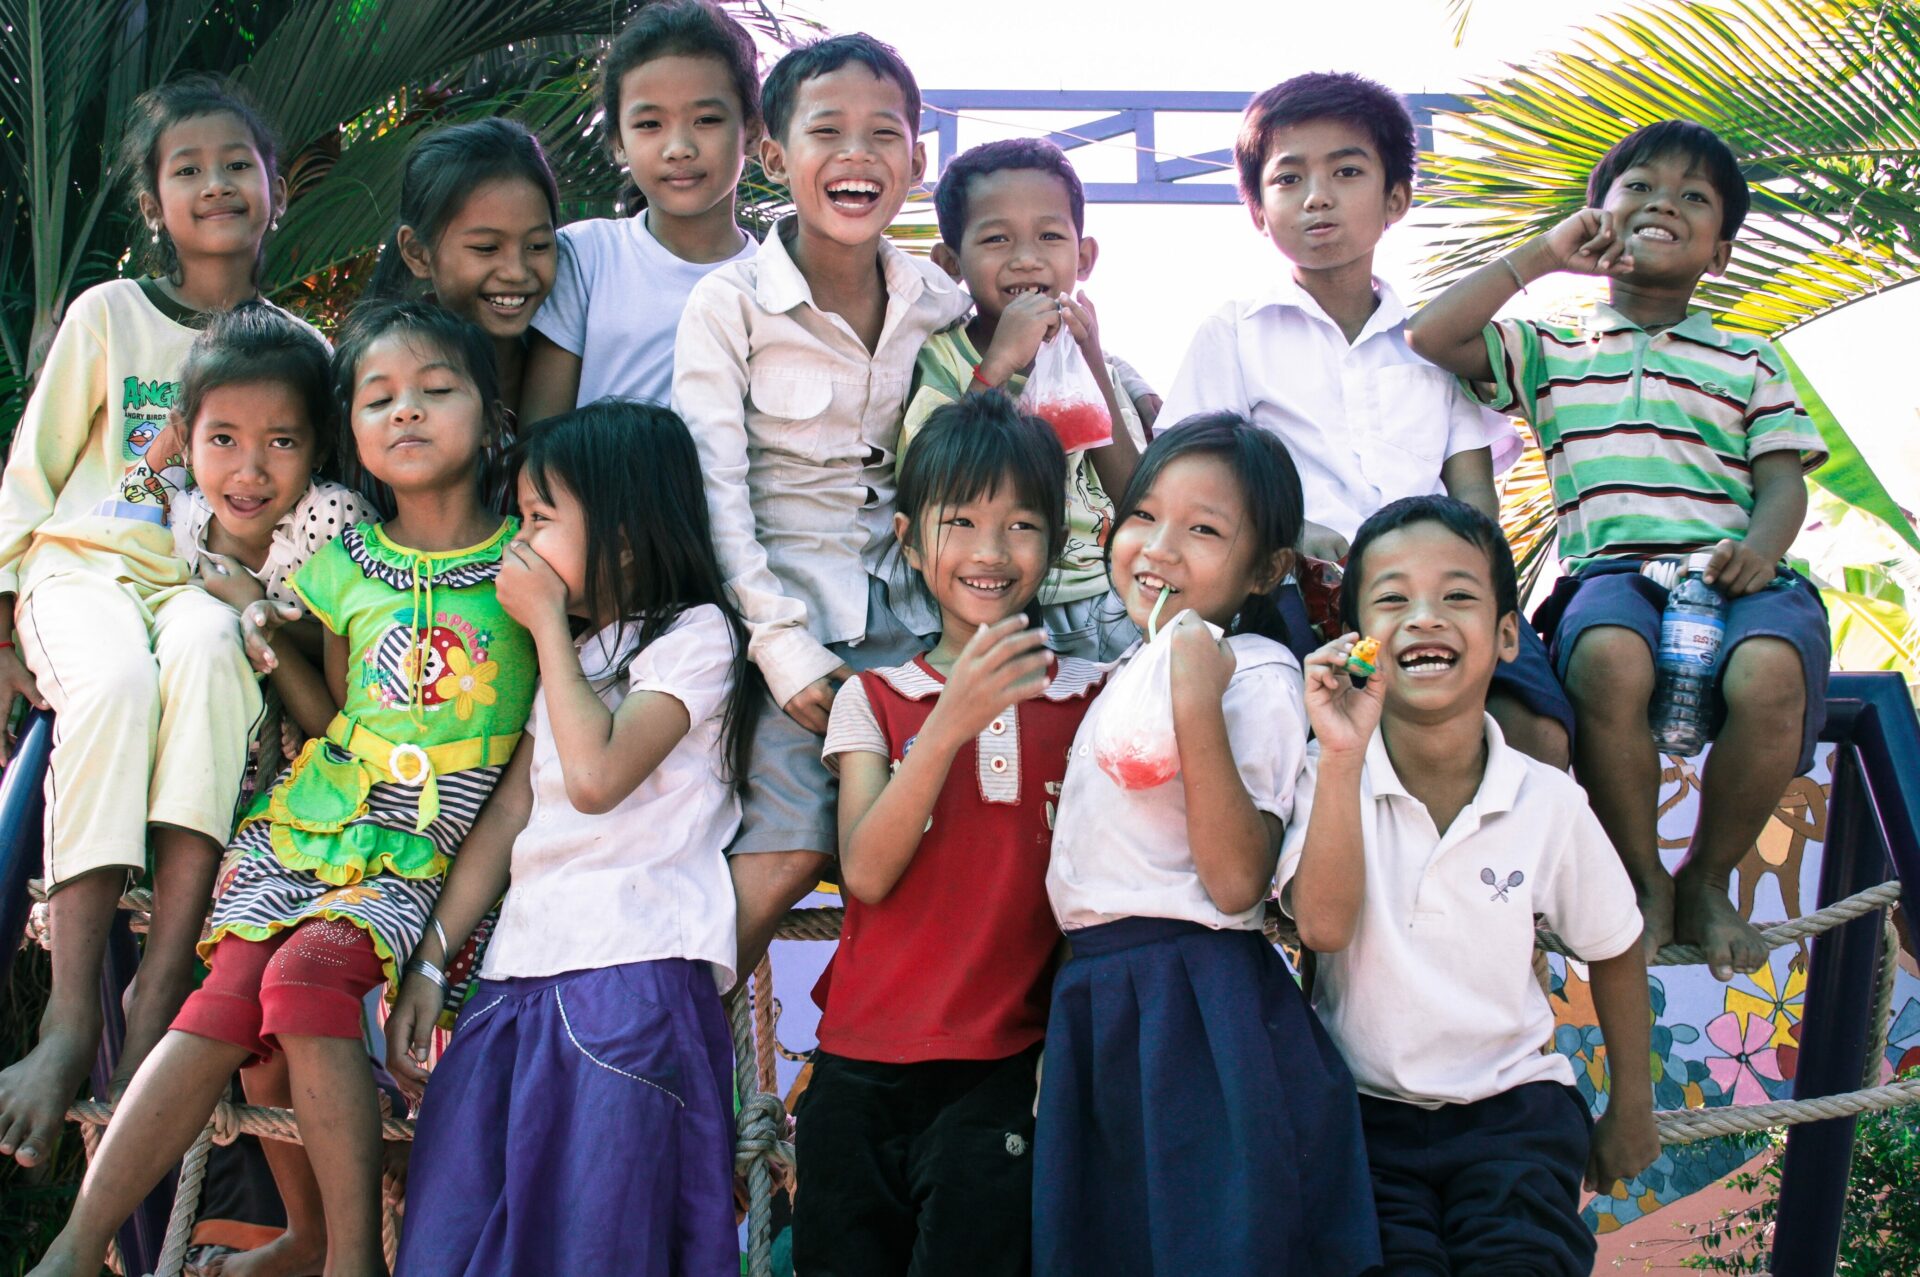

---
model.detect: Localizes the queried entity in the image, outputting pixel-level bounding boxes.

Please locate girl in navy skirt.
[1037,413,1382,1277]
[385,401,764,1277]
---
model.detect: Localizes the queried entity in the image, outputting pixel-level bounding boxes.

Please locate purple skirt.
[395,959,736,1277]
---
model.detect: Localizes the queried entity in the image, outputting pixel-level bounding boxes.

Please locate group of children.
[0,3,1829,1274]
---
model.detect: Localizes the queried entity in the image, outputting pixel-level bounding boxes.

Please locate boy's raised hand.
[1586,1100,1662,1193]
[241,599,304,675]
[928,617,1053,745]
[385,969,442,1101]
[975,291,1064,388]
[1303,634,1386,757]
[1530,208,1635,279]
[1701,537,1776,597]
[1060,291,1106,366]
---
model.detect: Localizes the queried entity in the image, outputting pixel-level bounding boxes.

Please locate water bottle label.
[1659,617,1724,670]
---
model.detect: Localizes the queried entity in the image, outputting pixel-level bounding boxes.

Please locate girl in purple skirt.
[387,400,764,1277]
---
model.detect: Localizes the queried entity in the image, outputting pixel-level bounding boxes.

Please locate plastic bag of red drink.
[1018,328,1112,453]
[1092,596,1220,790]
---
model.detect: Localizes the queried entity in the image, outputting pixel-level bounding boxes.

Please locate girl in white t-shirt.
[520,0,763,420]
[1035,413,1382,1277]
[385,400,763,1275]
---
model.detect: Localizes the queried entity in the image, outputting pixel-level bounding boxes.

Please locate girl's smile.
[1108,453,1289,631]
[188,380,319,557]
[899,487,1052,649]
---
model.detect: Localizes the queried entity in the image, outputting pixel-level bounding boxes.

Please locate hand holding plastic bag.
[1018,326,1113,453]
[1093,588,1221,789]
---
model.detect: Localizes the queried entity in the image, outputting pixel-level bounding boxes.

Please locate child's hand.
[1533,208,1635,278]
[385,972,442,1101]
[1060,291,1106,367]
[1586,1103,1661,1192]
[1168,611,1236,706]
[1702,538,1776,597]
[1299,520,1351,565]
[1303,634,1387,756]
[784,664,854,736]
[928,617,1053,745]
[241,600,304,675]
[195,551,266,612]
[497,539,569,632]
[0,646,47,765]
[976,291,1064,387]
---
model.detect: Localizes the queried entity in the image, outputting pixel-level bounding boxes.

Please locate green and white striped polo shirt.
[1469,305,1825,569]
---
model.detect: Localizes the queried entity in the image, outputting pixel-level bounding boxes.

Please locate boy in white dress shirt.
[1279,495,1660,1277]
[1159,72,1570,768]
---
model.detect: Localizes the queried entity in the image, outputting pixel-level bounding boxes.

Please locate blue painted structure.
[917,90,1467,204]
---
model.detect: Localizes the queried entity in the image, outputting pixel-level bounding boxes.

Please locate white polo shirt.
[1276,717,1641,1107]
[1047,634,1306,933]
[481,605,743,990]
[1158,277,1518,544]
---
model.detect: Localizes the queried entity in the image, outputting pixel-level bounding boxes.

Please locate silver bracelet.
[1499,255,1529,294]
[431,916,450,961]
[405,957,449,991]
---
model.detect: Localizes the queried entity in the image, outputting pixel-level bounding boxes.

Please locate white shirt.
[171,479,378,605]
[531,212,757,409]
[1047,634,1306,933]
[480,605,743,989]
[1276,717,1643,1107]
[1159,276,1518,543]
[671,217,970,707]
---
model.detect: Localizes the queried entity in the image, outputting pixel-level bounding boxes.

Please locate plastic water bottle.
[1650,552,1726,755]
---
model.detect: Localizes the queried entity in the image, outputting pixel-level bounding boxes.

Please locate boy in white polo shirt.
[1158,72,1570,770]
[1278,495,1659,1276]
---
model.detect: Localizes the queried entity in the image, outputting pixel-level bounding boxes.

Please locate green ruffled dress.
[204,520,535,1017]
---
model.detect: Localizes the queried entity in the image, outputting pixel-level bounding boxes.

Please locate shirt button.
[988,756,1009,773]
[988,719,1006,735]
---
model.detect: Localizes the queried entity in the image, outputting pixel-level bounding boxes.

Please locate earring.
[150,225,160,244]
[270,217,279,231]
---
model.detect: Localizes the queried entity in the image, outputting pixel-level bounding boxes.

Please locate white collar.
[1243,273,1410,344]
[1363,713,1527,817]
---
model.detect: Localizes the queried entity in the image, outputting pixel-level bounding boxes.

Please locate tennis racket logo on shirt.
[1481,868,1525,903]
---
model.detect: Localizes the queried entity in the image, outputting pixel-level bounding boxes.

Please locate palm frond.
[1420,0,1920,338]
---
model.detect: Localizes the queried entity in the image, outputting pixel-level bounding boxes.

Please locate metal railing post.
[0,708,53,988]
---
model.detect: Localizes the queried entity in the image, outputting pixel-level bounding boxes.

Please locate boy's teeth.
[1634,227,1675,241]
[827,180,881,195]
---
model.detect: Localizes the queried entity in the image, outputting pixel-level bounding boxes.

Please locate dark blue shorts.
[1541,562,1830,775]
[1277,581,1576,743]
[1359,1082,1594,1277]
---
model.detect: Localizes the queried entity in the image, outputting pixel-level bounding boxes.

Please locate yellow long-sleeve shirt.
[0,279,317,601]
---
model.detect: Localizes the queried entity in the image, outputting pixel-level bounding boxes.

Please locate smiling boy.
[1157,73,1572,767]
[902,139,1146,658]
[671,34,970,980]
[1280,496,1659,1277]
[1406,120,1831,979]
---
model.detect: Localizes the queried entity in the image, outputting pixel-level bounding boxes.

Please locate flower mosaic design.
[434,646,499,720]
[1725,954,1806,1050]
[1703,1011,1786,1106]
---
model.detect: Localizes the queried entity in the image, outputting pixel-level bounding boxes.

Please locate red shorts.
[174,918,387,1063]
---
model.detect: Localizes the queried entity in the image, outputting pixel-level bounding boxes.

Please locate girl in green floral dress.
[29,301,533,1277]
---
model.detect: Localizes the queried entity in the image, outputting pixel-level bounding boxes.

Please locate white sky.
[790,0,1920,514]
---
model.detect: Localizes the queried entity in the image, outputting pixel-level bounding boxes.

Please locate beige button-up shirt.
[672,218,969,707]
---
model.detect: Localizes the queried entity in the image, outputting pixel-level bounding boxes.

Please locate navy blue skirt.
[1033,918,1381,1276]
[394,960,737,1277]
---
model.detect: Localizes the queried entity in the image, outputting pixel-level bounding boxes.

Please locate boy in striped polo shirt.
[1407,120,1829,981]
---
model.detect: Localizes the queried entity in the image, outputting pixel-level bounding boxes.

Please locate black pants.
[1359,1082,1595,1276]
[793,1045,1040,1277]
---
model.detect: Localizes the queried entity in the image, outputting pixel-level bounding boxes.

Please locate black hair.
[175,303,333,454]
[934,138,1085,248]
[366,119,560,299]
[1587,119,1750,241]
[118,74,281,280]
[896,392,1069,625]
[1234,71,1416,209]
[1104,412,1305,646]
[1339,495,1519,636]
[517,399,765,790]
[330,299,506,517]
[602,0,763,145]
[760,33,920,145]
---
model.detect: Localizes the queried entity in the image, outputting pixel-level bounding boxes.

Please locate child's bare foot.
[1675,868,1769,980]
[0,1026,92,1167]
[1632,870,1676,962]
[205,1231,326,1277]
